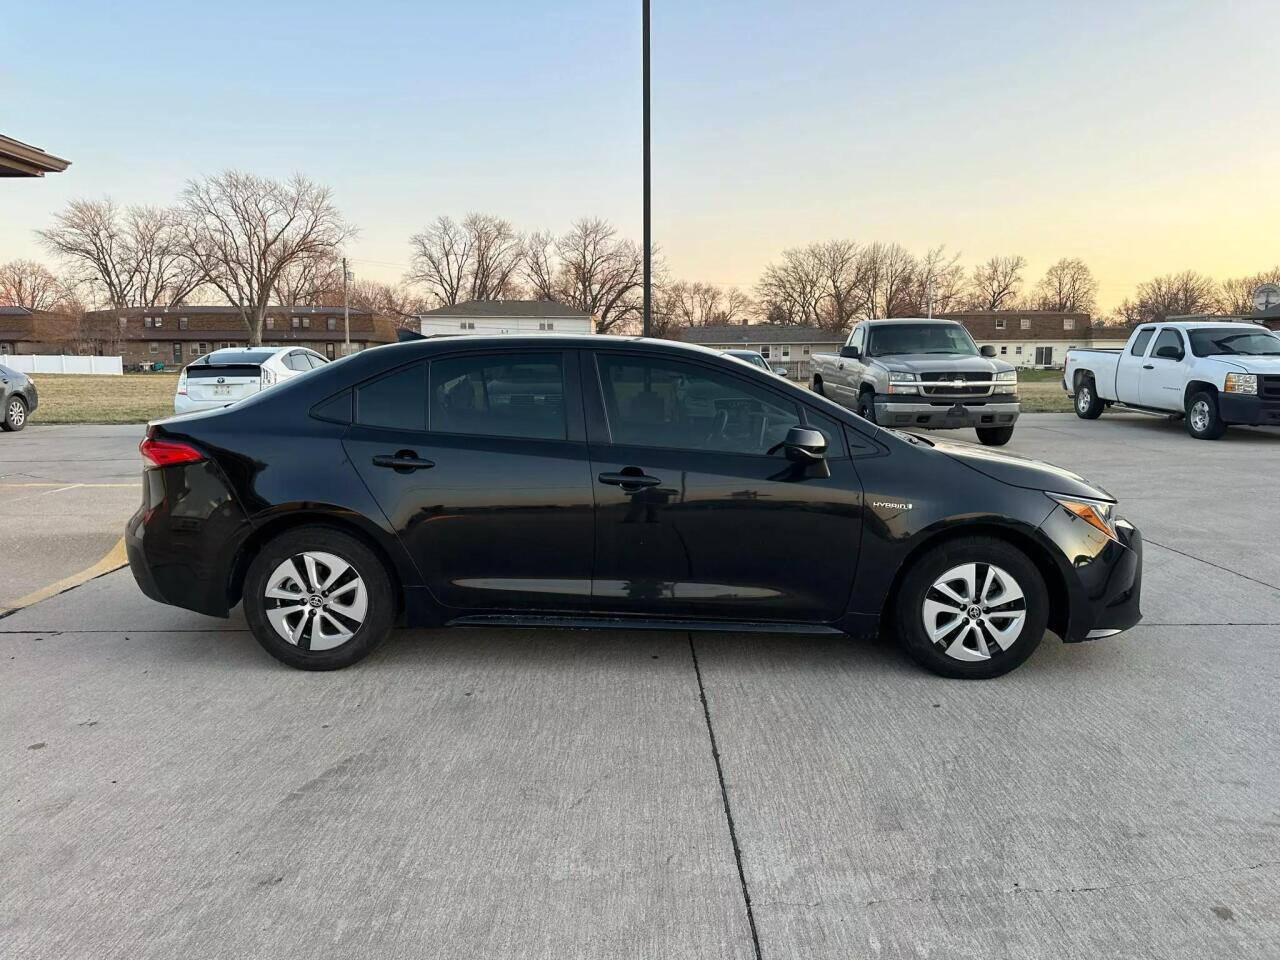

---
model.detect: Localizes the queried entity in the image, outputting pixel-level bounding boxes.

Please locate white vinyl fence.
[0,355,123,375]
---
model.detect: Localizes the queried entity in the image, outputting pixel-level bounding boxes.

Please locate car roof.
[861,317,961,325]
[1156,321,1273,330]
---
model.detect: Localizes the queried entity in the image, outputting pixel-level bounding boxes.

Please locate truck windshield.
[867,324,979,357]
[1188,328,1280,357]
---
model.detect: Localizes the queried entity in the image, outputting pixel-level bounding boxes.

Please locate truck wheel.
[976,426,1014,446]
[1185,390,1226,440]
[857,391,878,424]
[1074,378,1104,419]
[812,377,825,396]
[895,536,1049,679]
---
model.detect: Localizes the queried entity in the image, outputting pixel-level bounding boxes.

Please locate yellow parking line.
[0,537,128,617]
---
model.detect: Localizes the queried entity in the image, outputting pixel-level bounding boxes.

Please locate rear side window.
[357,362,427,431]
[285,352,312,372]
[1129,328,1155,356]
[430,353,566,440]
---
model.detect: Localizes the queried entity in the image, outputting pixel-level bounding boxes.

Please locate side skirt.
[444,613,846,635]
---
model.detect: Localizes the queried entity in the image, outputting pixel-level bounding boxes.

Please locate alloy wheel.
[263,551,368,651]
[1076,386,1091,413]
[8,399,25,427]
[921,562,1027,662]
[1190,399,1210,434]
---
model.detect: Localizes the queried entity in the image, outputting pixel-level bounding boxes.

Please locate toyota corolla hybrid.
[127,335,1142,678]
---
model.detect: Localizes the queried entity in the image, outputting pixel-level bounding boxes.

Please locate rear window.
[185,364,262,379]
[357,362,427,431]
[1129,328,1155,356]
[192,349,277,365]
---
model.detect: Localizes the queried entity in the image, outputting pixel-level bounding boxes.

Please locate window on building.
[536,321,554,331]
[155,317,162,328]
[781,345,791,358]
[326,317,337,331]
[459,321,476,331]
[326,342,336,360]
[996,318,1006,330]
[266,318,275,330]
[190,344,200,355]
[596,355,800,456]
[1020,318,1030,330]
[148,343,158,354]
[302,317,311,329]
[431,353,566,440]
[760,346,771,358]
[179,317,188,330]
[1000,346,1008,355]
[1015,346,1023,355]
[803,345,810,354]
[144,316,153,328]
[1063,317,1074,330]
[291,317,300,328]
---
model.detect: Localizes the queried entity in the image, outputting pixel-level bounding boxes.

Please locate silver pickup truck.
[810,318,1020,445]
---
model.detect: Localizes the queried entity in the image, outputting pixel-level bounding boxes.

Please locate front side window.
[430,353,566,440]
[1188,327,1280,357]
[866,323,978,357]
[1151,329,1184,359]
[596,354,802,456]
[1130,328,1155,356]
[357,361,427,431]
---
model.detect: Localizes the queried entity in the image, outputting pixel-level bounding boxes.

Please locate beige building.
[677,324,844,381]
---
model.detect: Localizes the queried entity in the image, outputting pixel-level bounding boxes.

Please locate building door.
[172,343,183,364]
[326,342,335,360]
[1034,346,1054,367]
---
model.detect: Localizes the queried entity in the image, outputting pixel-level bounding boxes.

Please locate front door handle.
[598,470,661,489]
[1142,364,1154,370]
[372,451,435,472]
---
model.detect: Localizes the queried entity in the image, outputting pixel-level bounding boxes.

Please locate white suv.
[175,346,329,414]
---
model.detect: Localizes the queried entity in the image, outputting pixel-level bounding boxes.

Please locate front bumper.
[25,382,38,413]
[1216,393,1280,426]
[1038,508,1143,643]
[874,396,1020,430]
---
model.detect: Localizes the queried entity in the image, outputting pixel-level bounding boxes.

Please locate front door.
[343,350,596,612]
[1139,327,1188,411]
[173,342,183,364]
[585,351,863,623]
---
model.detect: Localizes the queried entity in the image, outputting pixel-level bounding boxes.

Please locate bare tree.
[272,252,344,307]
[179,171,353,345]
[37,199,203,308]
[0,259,64,310]
[1117,271,1221,325]
[465,213,523,301]
[518,218,644,334]
[1218,266,1280,315]
[1034,257,1097,313]
[406,213,524,307]
[857,242,919,319]
[968,255,1027,311]
[909,246,967,315]
[655,280,753,329]
[349,279,431,328]
[756,246,824,326]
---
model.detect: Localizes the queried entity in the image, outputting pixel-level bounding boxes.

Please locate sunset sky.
[5,0,1277,312]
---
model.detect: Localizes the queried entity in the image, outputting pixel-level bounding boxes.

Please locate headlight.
[1224,373,1257,395]
[888,371,918,382]
[995,370,1018,382]
[1048,493,1119,542]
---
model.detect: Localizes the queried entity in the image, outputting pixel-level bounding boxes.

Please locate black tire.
[894,536,1049,679]
[1185,390,1226,440]
[3,395,28,431]
[812,377,825,397]
[243,526,396,670]
[857,389,878,425]
[1073,377,1104,419]
[976,425,1014,446]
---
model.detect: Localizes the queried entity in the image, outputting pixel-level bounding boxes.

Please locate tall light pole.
[642,0,652,337]
[342,256,352,355]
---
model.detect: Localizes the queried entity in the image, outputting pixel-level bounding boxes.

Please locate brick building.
[937,311,1122,368]
[84,306,398,366]
[0,307,120,356]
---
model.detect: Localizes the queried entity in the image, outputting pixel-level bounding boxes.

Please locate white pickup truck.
[1063,321,1280,439]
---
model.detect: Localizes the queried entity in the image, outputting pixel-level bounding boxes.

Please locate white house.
[416,300,593,337]
[678,324,844,381]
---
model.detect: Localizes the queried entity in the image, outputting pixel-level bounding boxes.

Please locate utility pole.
[926,276,935,319]
[642,0,652,337]
[342,257,352,355]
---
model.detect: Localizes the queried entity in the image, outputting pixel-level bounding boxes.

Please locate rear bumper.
[874,396,1020,430]
[1217,393,1280,426]
[126,458,252,618]
[174,394,238,415]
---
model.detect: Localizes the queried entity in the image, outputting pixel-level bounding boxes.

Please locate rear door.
[184,361,262,404]
[342,349,597,612]
[1139,327,1188,411]
[585,349,863,623]
[1116,326,1155,404]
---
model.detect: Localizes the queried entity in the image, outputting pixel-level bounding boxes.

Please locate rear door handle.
[1142,364,1154,370]
[372,451,435,472]
[598,471,661,489]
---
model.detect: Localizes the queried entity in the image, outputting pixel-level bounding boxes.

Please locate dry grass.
[1018,377,1073,413]
[30,373,179,424]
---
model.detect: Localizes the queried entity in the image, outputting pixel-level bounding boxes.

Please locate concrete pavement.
[2,413,1279,958]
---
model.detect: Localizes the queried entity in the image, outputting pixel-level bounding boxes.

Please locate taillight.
[177,372,188,396]
[139,437,204,468]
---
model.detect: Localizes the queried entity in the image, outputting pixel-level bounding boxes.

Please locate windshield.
[1188,328,1280,357]
[867,323,979,357]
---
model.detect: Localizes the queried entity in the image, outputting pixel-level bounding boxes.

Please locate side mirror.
[773,365,789,377]
[771,425,827,463]
[980,344,997,358]
[839,345,861,359]
[1155,344,1184,361]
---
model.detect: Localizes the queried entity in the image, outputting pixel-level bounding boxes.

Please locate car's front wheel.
[243,526,396,670]
[3,396,28,431]
[1185,390,1226,440]
[975,425,1014,446]
[895,536,1049,678]
[857,390,878,424]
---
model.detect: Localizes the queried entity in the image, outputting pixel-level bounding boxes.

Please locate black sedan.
[127,335,1142,678]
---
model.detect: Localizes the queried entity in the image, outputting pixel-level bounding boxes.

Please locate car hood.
[871,354,1012,374]
[1205,354,1280,373]
[928,435,1114,501]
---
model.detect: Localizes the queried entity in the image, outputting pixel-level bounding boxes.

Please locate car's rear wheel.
[895,536,1048,678]
[975,425,1014,446]
[812,377,825,396]
[243,526,396,670]
[3,396,28,431]
[1185,390,1226,440]
[1074,378,1104,419]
